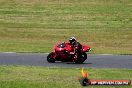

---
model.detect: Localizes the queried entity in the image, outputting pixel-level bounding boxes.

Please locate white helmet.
[69,37,77,45]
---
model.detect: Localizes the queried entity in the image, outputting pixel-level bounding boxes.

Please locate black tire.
[81,53,87,63]
[75,53,87,64]
[47,52,55,63]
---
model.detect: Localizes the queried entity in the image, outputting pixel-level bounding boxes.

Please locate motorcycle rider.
[69,37,83,62]
[69,37,82,53]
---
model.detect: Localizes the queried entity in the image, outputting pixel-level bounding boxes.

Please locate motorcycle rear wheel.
[75,53,87,64]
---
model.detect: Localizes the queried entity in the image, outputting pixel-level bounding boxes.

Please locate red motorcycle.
[47,42,90,64]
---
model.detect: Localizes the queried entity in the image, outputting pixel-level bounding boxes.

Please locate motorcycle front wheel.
[47,52,55,63]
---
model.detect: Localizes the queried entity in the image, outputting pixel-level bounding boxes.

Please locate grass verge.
[0,65,132,88]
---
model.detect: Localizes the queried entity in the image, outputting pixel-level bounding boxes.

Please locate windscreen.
[57,43,66,48]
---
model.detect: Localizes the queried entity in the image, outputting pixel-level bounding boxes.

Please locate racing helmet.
[69,37,77,45]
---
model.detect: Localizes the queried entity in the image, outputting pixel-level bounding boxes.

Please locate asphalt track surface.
[0,53,132,69]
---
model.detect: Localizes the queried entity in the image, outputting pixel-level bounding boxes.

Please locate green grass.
[0,0,131,54]
[0,65,132,88]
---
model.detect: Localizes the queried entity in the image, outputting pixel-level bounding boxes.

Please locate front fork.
[52,51,57,59]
